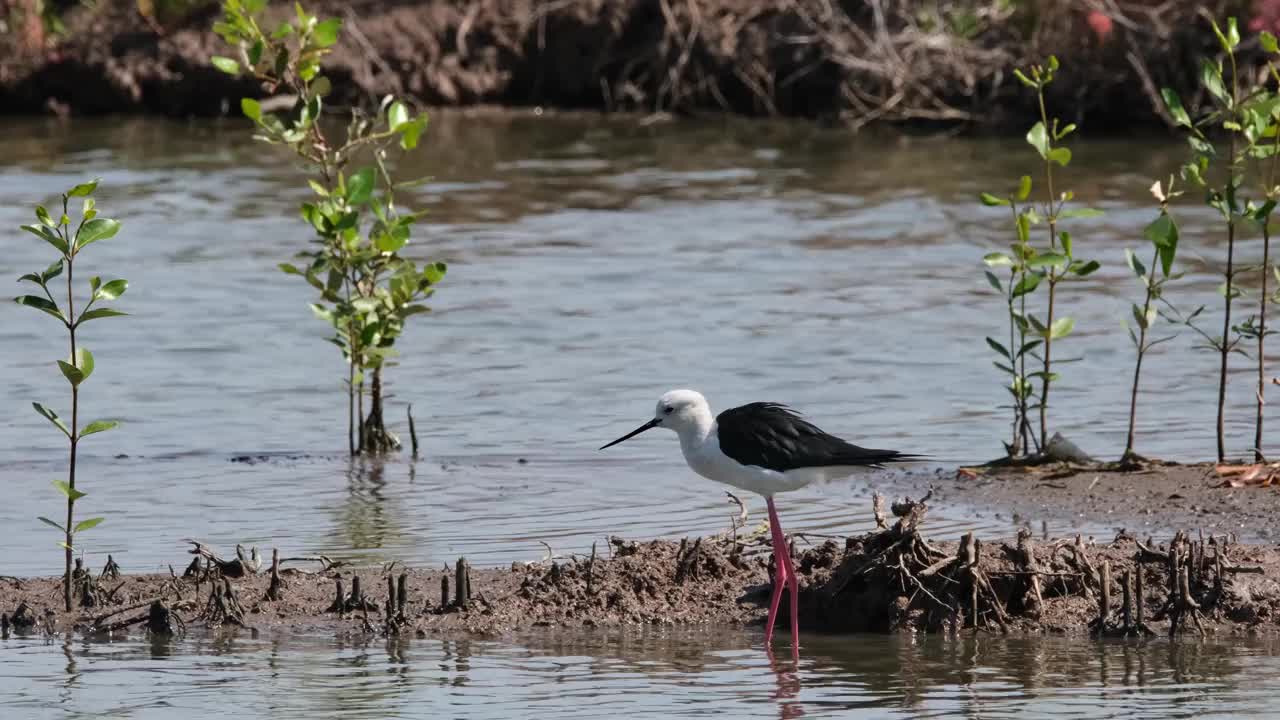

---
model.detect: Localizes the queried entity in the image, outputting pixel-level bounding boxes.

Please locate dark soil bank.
[0,0,1272,130]
[4,497,1280,642]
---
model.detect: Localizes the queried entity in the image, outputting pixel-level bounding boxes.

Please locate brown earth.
[4,493,1280,642]
[0,0,1264,131]
[882,462,1280,544]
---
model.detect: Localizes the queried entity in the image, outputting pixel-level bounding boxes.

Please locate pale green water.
[0,114,1273,717]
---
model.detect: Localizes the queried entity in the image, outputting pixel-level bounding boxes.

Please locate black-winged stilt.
[600,389,918,658]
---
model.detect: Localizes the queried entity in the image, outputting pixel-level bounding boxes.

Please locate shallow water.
[0,115,1259,576]
[1,114,1275,716]
[4,627,1279,719]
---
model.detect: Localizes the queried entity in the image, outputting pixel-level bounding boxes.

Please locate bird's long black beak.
[599,418,660,450]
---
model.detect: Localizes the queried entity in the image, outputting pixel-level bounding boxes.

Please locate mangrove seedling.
[213,0,445,455]
[1015,56,1103,452]
[1242,30,1280,461]
[981,175,1039,457]
[982,56,1101,459]
[1122,179,1183,463]
[1161,18,1261,462]
[14,179,126,611]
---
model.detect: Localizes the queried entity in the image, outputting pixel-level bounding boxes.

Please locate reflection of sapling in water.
[13,179,126,612]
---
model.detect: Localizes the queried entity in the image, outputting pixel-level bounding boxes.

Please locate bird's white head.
[599,388,713,449]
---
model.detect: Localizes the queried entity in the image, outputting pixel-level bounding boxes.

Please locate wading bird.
[600,389,918,659]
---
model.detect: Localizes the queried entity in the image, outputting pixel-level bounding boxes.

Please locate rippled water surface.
[4,629,1279,719]
[1,114,1275,716]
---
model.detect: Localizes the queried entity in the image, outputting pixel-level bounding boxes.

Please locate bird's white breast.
[681,428,830,497]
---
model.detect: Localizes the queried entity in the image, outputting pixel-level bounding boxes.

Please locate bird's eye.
[664,406,674,414]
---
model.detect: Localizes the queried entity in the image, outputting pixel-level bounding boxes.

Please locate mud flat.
[3,494,1279,642]
[883,462,1280,543]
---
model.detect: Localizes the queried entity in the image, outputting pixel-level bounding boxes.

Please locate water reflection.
[3,627,1277,718]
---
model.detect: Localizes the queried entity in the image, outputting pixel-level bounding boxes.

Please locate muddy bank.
[4,497,1279,642]
[882,462,1280,544]
[0,0,1267,131]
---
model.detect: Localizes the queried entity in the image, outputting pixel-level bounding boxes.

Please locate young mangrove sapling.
[13,179,126,611]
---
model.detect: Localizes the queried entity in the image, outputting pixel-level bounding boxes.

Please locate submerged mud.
[4,496,1280,642]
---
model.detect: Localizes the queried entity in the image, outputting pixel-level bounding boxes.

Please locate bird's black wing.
[715,402,917,472]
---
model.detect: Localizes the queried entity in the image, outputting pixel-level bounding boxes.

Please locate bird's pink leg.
[765,497,799,659]
[763,496,789,649]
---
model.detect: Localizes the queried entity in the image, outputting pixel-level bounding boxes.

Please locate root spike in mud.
[4,496,1280,639]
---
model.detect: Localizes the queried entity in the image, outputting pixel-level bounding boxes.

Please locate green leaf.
[986,337,1012,359]
[32,402,71,438]
[94,278,128,301]
[347,167,375,205]
[1055,123,1077,140]
[984,270,1002,292]
[399,304,431,318]
[307,179,329,197]
[313,17,342,47]
[1059,208,1103,219]
[1048,147,1072,167]
[1125,248,1148,279]
[374,225,410,253]
[22,223,68,254]
[43,260,64,282]
[1060,231,1072,257]
[1264,31,1279,54]
[1049,316,1074,339]
[67,179,99,197]
[1027,253,1069,269]
[73,517,105,533]
[311,76,333,97]
[279,263,303,275]
[980,192,1009,207]
[212,56,241,75]
[1013,68,1036,88]
[57,347,94,387]
[1016,175,1032,201]
[1016,213,1031,244]
[76,308,128,326]
[388,101,409,130]
[52,480,86,501]
[36,205,54,227]
[1069,260,1101,277]
[80,420,119,437]
[242,97,262,122]
[1012,273,1042,298]
[1143,213,1179,276]
[38,516,66,533]
[1201,58,1230,107]
[398,116,427,150]
[58,541,75,551]
[424,262,447,284]
[76,218,121,250]
[1026,121,1049,159]
[248,38,264,67]
[14,295,66,323]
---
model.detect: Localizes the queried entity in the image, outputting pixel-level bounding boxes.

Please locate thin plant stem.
[1215,48,1242,463]
[1125,248,1161,459]
[1258,219,1270,462]
[1037,87,1058,451]
[1256,73,1280,463]
[62,200,78,613]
